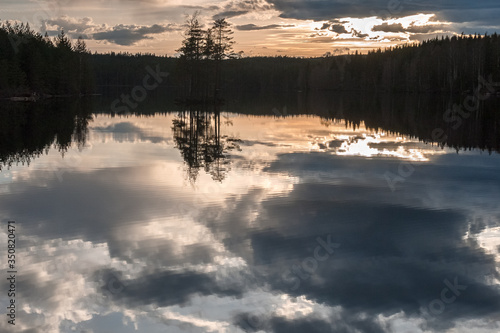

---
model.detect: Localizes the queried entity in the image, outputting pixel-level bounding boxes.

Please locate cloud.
[108,269,245,308]
[372,22,449,33]
[305,36,335,44]
[42,16,94,34]
[409,32,454,42]
[269,313,386,333]
[235,23,293,31]
[245,186,500,331]
[93,122,169,143]
[41,16,178,45]
[92,24,176,45]
[213,10,250,19]
[212,0,274,19]
[2,112,500,332]
[265,0,500,33]
[436,7,500,27]
[406,23,449,33]
[320,23,348,34]
[372,22,405,33]
[351,28,368,38]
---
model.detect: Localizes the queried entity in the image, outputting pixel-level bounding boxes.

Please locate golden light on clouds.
[1,0,489,56]
[228,12,452,56]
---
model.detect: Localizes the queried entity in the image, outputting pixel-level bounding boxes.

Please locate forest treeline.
[0,22,94,97]
[1,19,500,96]
[92,33,500,94]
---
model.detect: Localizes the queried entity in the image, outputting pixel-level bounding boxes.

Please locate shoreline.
[1,93,102,102]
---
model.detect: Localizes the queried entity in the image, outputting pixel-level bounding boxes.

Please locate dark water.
[0,93,499,333]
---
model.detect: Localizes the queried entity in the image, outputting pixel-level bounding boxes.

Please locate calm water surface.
[0,94,499,332]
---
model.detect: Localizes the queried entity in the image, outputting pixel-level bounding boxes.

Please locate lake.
[1,92,499,332]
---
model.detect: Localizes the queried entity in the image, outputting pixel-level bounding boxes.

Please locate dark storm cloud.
[233,312,377,333]
[271,315,383,333]
[436,6,500,26]
[229,151,500,331]
[189,147,500,332]
[106,269,244,307]
[250,193,499,330]
[267,0,500,28]
[196,150,500,332]
[92,24,176,45]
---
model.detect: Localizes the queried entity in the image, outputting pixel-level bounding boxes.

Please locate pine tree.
[203,28,215,60]
[211,18,234,62]
[177,13,205,96]
[177,13,204,62]
[54,29,76,93]
[55,29,72,51]
[75,36,87,93]
[74,36,88,54]
[210,18,234,97]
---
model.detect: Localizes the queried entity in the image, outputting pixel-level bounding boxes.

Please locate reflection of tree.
[0,99,93,171]
[172,105,241,183]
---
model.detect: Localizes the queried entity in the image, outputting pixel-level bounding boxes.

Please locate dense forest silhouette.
[2,20,500,97]
[89,34,500,95]
[0,22,94,97]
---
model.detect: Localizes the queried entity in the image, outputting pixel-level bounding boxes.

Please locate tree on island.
[211,18,234,97]
[176,12,205,97]
[176,13,235,100]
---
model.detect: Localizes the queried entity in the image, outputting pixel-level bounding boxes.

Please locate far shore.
[1,93,102,102]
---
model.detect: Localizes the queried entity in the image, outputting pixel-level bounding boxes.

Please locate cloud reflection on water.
[0,113,499,333]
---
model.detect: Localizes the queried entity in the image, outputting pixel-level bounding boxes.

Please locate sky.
[2,1,500,59]
[0,0,500,57]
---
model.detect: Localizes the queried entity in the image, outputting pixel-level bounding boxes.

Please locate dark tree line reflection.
[225,92,500,154]
[0,99,92,171]
[172,104,241,182]
[2,92,498,179]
